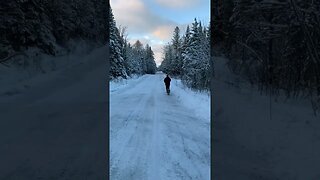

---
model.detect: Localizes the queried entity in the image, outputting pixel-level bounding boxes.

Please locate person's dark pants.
[165,84,170,90]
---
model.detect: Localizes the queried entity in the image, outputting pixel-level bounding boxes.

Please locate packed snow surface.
[0,46,107,179]
[213,56,320,180]
[110,72,210,180]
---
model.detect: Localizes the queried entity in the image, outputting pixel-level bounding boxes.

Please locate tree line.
[159,19,210,91]
[109,6,157,80]
[1,0,108,59]
[213,0,320,112]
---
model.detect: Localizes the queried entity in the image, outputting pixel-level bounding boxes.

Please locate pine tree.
[181,19,210,90]
[125,42,135,75]
[181,25,191,74]
[132,40,145,74]
[144,45,157,74]
[109,6,127,79]
[182,19,200,88]
[171,26,183,76]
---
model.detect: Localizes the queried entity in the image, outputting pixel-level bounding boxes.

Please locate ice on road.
[110,73,210,180]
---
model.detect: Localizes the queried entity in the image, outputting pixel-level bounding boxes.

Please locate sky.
[110,0,210,66]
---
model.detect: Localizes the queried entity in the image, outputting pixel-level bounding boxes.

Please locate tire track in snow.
[110,93,149,179]
[157,86,210,179]
[110,76,159,180]
[148,88,161,180]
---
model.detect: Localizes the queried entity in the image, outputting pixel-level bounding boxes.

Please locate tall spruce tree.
[109,6,127,79]
[171,26,183,75]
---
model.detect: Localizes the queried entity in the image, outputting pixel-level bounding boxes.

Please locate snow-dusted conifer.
[109,6,127,79]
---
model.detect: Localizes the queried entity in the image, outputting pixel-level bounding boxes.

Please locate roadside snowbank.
[0,41,100,89]
[213,56,320,179]
[0,46,108,179]
[172,79,210,122]
[0,45,106,103]
[109,74,141,93]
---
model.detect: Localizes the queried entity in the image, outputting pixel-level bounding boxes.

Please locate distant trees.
[159,19,210,90]
[144,44,157,74]
[109,6,157,79]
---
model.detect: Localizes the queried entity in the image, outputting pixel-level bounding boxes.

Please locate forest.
[110,4,211,91]
[0,0,108,68]
[109,6,157,79]
[159,19,211,91]
[213,0,320,113]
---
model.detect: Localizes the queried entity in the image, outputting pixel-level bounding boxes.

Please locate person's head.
[166,74,169,77]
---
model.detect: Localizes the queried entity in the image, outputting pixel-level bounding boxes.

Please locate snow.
[0,46,108,179]
[213,56,320,179]
[0,40,98,95]
[109,74,141,93]
[171,79,210,122]
[110,72,210,179]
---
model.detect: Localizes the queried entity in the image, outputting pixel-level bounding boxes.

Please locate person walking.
[164,74,171,95]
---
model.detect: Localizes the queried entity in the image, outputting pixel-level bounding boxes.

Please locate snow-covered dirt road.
[0,47,108,179]
[110,73,210,180]
[213,56,320,180]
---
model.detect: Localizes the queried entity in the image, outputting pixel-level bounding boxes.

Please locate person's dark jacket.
[164,77,171,87]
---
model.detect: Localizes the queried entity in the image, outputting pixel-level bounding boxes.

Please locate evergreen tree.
[132,40,145,74]
[161,44,174,74]
[144,45,157,74]
[181,25,191,75]
[109,6,127,79]
[171,27,183,75]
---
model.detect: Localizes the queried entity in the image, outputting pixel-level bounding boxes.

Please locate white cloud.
[152,25,175,42]
[155,0,200,9]
[110,0,177,36]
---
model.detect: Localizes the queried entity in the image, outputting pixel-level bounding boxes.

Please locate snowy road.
[213,56,320,180]
[110,74,210,180]
[0,47,108,179]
